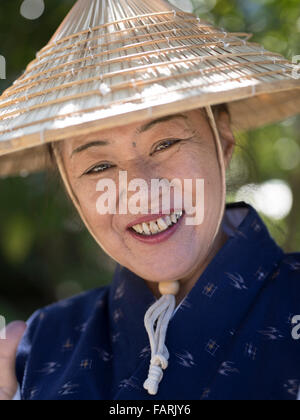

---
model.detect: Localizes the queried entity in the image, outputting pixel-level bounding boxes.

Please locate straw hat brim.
[0,81,299,177]
[0,0,299,176]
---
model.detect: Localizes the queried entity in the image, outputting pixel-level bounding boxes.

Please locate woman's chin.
[130,256,199,284]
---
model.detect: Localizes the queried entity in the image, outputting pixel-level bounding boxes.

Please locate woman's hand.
[0,321,26,400]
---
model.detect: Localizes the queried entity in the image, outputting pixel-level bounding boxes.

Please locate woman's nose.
[126,159,161,186]
[117,162,165,213]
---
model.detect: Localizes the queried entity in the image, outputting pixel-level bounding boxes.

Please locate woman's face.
[60,108,235,283]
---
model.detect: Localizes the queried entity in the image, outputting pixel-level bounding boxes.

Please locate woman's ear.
[216,110,236,169]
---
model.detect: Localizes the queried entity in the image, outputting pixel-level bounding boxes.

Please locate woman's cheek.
[183,152,222,222]
[74,181,107,227]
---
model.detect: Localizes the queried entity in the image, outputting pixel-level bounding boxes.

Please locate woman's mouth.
[127,210,184,244]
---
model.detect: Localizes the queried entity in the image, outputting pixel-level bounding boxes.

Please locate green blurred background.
[0,0,299,322]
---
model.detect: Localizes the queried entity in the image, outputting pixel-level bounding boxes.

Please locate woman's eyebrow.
[71,114,187,157]
[136,114,188,134]
[71,140,109,157]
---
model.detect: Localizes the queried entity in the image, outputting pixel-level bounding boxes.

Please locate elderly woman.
[0,0,299,401]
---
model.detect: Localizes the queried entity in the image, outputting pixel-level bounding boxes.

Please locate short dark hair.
[212,103,230,122]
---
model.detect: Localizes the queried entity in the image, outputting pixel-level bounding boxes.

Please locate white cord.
[143,294,176,395]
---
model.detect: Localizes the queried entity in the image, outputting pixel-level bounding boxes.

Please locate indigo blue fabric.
[16,203,300,400]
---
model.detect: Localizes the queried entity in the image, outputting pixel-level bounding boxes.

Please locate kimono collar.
[108,202,284,387]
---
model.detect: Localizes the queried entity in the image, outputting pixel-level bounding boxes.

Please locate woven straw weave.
[0,0,299,175]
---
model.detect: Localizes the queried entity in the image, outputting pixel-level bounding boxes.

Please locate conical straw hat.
[0,0,299,176]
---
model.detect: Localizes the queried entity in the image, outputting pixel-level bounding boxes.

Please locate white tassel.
[143,281,179,396]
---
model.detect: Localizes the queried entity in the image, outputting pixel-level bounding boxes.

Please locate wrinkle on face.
[56,108,235,286]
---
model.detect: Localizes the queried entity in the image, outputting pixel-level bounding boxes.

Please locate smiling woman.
[50,106,232,302]
[0,0,299,402]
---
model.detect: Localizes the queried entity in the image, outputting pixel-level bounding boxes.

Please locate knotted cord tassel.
[143,281,180,396]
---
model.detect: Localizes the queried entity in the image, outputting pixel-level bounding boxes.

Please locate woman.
[0,0,299,400]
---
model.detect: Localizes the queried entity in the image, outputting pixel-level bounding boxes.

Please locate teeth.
[149,221,159,234]
[142,222,151,235]
[164,215,172,226]
[176,211,183,219]
[171,214,177,224]
[131,211,183,236]
[132,224,143,234]
[157,218,168,231]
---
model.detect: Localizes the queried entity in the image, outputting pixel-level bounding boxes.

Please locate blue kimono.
[16,203,300,400]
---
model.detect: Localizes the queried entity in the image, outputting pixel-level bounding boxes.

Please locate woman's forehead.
[64,109,204,152]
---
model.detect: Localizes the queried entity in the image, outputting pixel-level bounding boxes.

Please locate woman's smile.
[126,210,185,245]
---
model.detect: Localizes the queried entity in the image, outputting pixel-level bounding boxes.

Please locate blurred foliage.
[0,0,299,321]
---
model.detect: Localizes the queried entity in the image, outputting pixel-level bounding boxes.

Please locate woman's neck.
[145,227,228,307]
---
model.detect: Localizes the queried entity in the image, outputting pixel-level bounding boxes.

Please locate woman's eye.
[84,163,114,175]
[152,139,181,154]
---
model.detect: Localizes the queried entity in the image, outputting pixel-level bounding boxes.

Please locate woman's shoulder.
[25,285,110,333]
[272,252,300,308]
[44,285,110,312]
[16,285,112,392]
[281,252,300,265]
[279,253,300,280]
